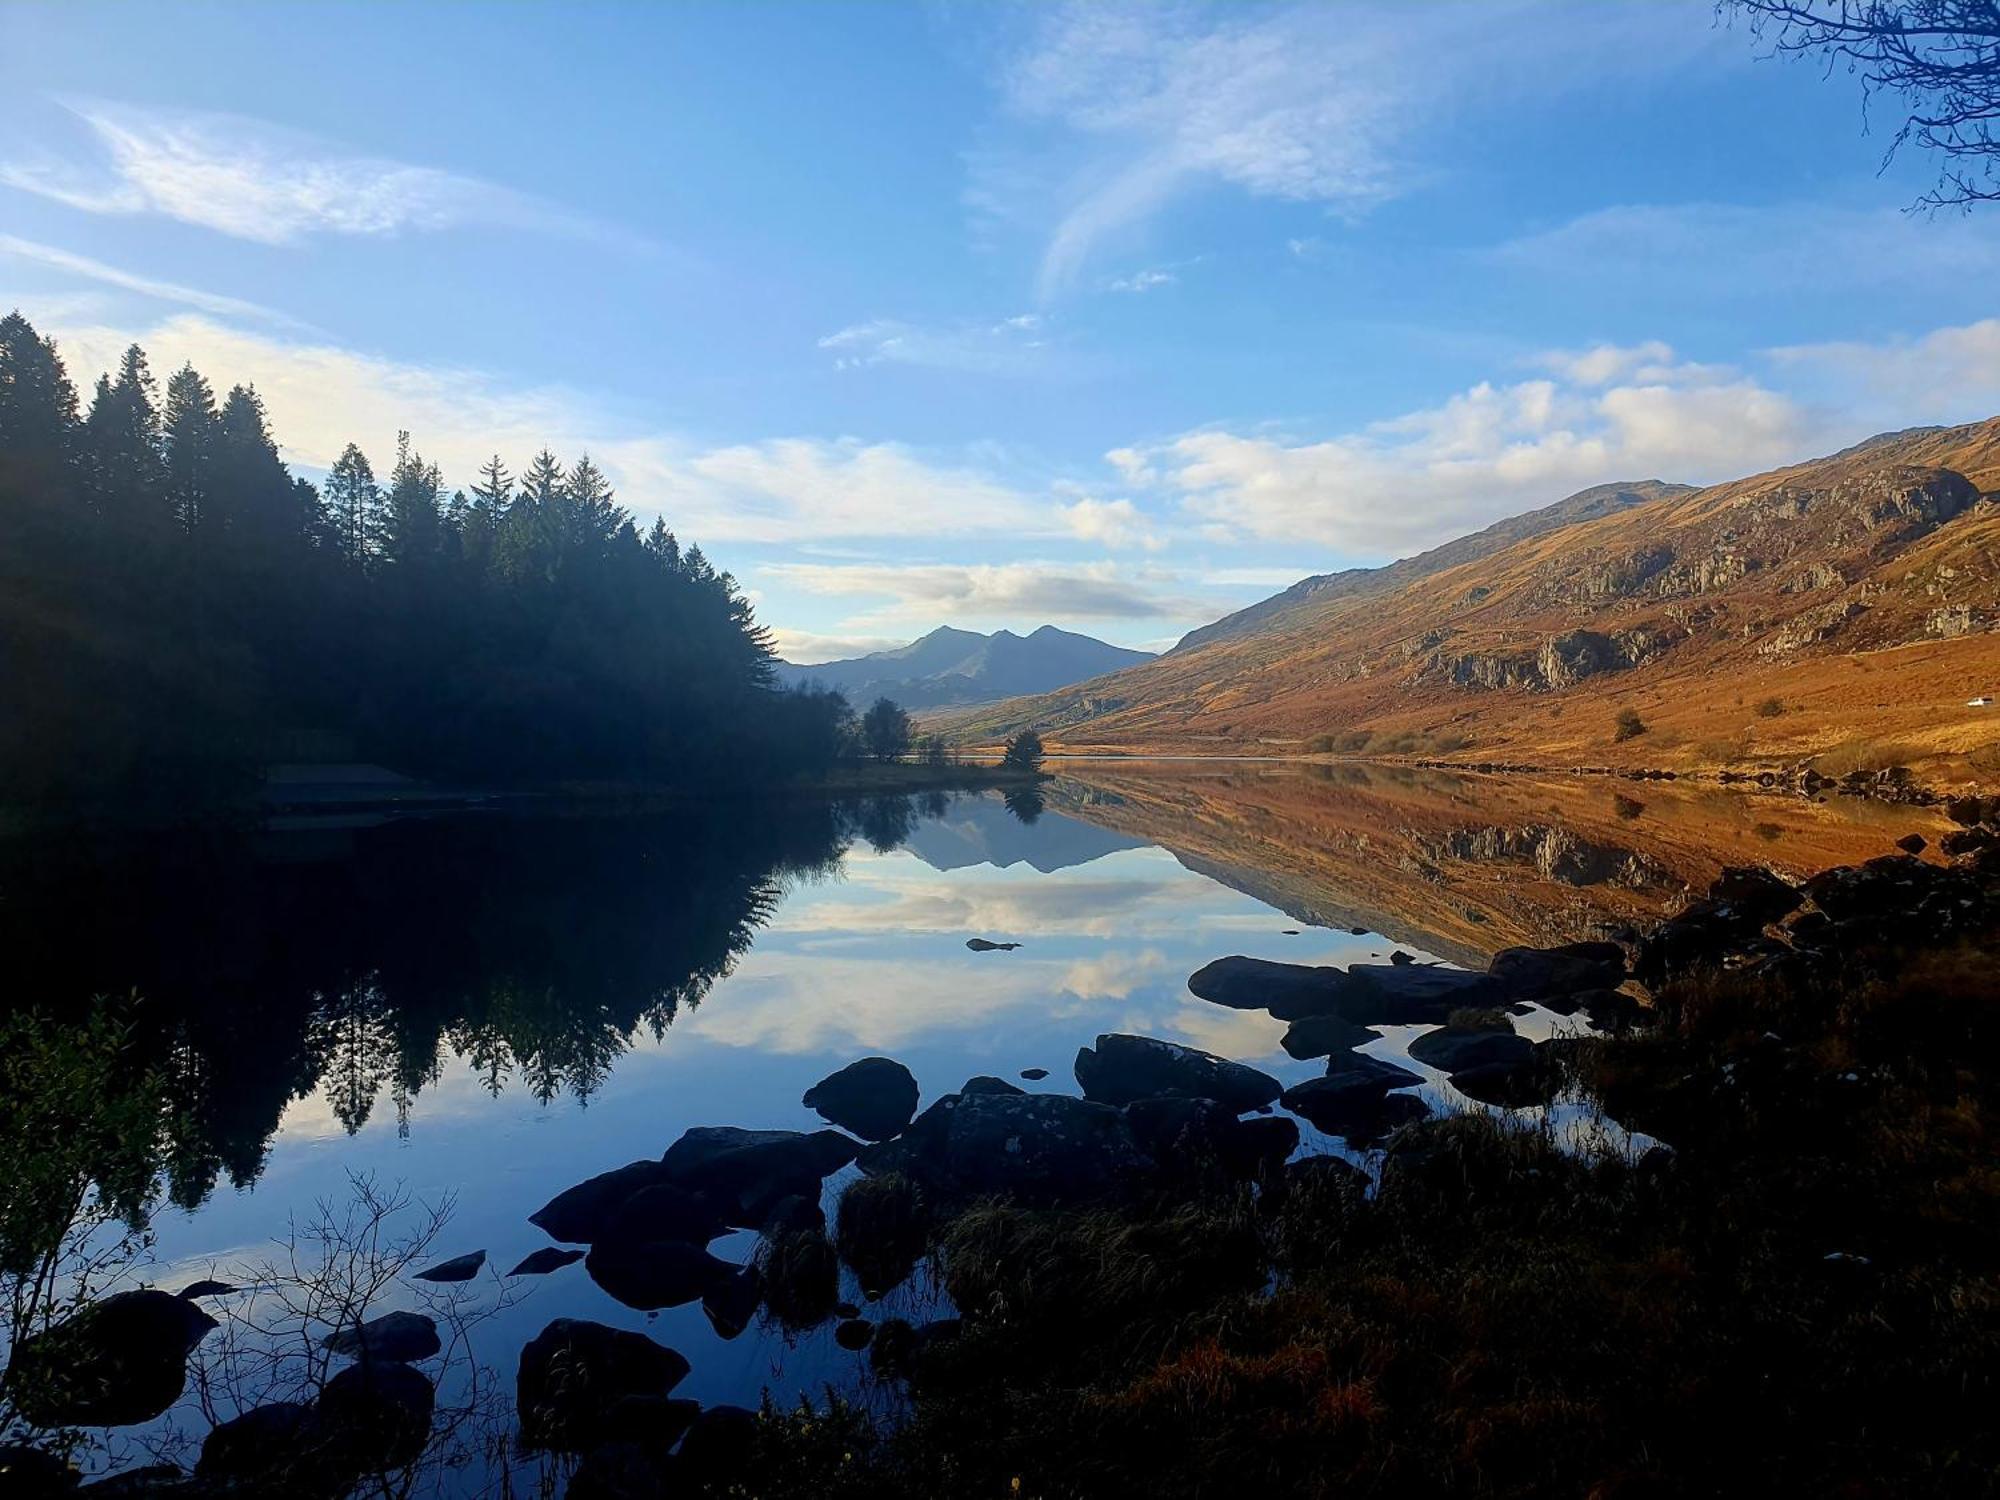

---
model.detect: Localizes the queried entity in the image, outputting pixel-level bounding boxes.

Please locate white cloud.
[1125,343,1818,555]
[1061,495,1160,550]
[760,559,1204,625]
[1,98,615,247]
[1491,202,2000,293]
[1768,319,2000,419]
[990,1,1728,298]
[816,313,1051,375]
[1107,267,1176,293]
[0,235,306,328]
[767,628,907,665]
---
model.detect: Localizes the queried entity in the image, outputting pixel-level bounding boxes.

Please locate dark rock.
[1896,832,1928,854]
[174,1280,236,1302]
[1073,1033,1282,1112]
[8,1289,217,1428]
[0,1445,77,1493]
[1123,1095,1238,1165]
[758,1193,826,1236]
[1575,988,1647,1033]
[1019,1067,1049,1081]
[802,1056,921,1142]
[1408,1025,1533,1075]
[411,1250,484,1283]
[835,1319,874,1351]
[1350,926,1369,935]
[566,1442,667,1500]
[516,1319,690,1452]
[661,1127,861,1228]
[195,1403,316,1486]
[603,1184,728,1247]
[701,1265,763,1340]
[1343,963,1502,1022]
[856,1092,1149,1203]
[961,1075,1025,1096]
[965,938,1020,951]
[1487,943,1625,999]
[1226,1115,1300,1177]
[316,1360,434,1472]
[320,1309,439,1363]
[1279,1055,1423,1135]
[1709,866,1805,924]
[1942,826,1997,856]
[1389,950,1415,966]
[596,1395,699,1451]
[1186,955,1367,1020]
[585,1239,738,1312]
[507,1247,585,1277]
[1449,1054,1561,1108]
[675,1406,759,1485]
[1279,1012,1375,1060]
[1945,795,1991,827]
[1803,855,1942,924]
[530,1160,677,1244]
[1634,903,1761,986]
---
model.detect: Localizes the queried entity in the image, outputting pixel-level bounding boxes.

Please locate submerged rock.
[1487,943,1626,999]
[660,1126,861,1228]
[857,1092,1149,1203]
[516,1319,690,1452]
[196,1402,316,1486]
[1280,1055,1424,1136]
[965,938,1021,952]
[320,1309,440,1363]
[1019,1067,1050,1081]
[174,1280,237,1302]
[8,1289,217,1428]
[701,1265,763,1340]
[1074,1033,1283,1113]
[1280,1012,1375,1060]
[962,1074,1025,1096]
[507,1247,585,1277]
[1408,1024,1533,1075]
[529,1160,679,1244]
[1343,964,1501,1022]
[411,1250,484,1283]
[802,1056,921,1141]
[585,1238,738,1312]
[1188,955,1367,1020]
[835,1318,874,1351]
[317,1360,435,1472]
[603,1184,728,1247]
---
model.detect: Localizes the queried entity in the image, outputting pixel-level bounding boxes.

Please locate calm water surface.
[3,764,1943,1487]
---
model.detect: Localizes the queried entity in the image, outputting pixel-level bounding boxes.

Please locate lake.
[0,763,1945,1490]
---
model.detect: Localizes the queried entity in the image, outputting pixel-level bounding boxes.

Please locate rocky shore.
[9,797,2000,1497]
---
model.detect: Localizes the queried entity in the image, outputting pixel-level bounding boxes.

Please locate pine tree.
[0,311,79,504]
[81,344,163,527]
[212,385,294,547]
[562,453,624,550]
[324,442,379,563]
[643,516,682,573]
[380,430,443,568]
[470,454,513,521]
[160,363,219,541]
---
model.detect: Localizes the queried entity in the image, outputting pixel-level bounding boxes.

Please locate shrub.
[1612,708,1647,743]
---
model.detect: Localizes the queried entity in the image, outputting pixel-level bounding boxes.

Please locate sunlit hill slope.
[947,419,2000,784]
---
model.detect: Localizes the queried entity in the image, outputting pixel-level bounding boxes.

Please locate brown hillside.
[948,419,2000,786]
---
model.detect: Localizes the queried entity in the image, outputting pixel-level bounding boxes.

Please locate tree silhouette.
[862,698,913,762]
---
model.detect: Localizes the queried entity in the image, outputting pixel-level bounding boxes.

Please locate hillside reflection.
[1047,761,1946,966]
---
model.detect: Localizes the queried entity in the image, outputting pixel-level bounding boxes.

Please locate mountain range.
[945,419,2000,784]
[776,625,1155,709]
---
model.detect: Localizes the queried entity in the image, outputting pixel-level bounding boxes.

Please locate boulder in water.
[660,1127,860,1228]
[585,1238,738,1312]
[516,1319,690,1452]
[7,1289,217,1428]
[320,1309,440,1363]
[411,1250,483,1283]
[1408,1024,1533,1075]
[1280,1055,1424,1136]
[802,1057,921,1142]
[857,1092,1148,1203]
[195,1402,316,1486]
[316,1359,434,1473]
[507,1247,585,1277]
[529,1160,678,1244]
[1280,1012,1375,1060]
[1074,1033,1282,1112]
[1187,955,1366,1020]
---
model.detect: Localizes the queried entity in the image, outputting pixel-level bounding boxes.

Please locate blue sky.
[3,1,1997,660]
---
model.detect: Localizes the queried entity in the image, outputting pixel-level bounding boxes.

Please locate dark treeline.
[0,312,850,811]
[0,793,947,1221]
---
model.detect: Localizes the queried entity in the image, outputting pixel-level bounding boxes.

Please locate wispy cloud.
[766,628,908,665]
[1120,342,1820,556]
[1106,267,1176,293]
[1,97,623,247]
[817,312,1052,375]
[760,558,1205,625]
[0,234,305,328]
[988,1,1728,300]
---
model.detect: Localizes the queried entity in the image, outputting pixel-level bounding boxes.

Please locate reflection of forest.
[0,798,893,1215]
[1048,762,1948,966]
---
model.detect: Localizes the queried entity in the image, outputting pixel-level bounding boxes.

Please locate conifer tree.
[161,363,219,541]
[324,442,379,563]
[381,430,444,568]
[82,345,163,527]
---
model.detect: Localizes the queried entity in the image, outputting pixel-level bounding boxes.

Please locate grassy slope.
[941,421,2000,785]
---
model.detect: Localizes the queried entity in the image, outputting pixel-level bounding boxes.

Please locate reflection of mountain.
[902,792,1148,874]
[0,800,874,1212]
[1047,763,1943,967]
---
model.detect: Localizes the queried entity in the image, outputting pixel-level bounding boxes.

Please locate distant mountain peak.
[775,625,1155,709]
